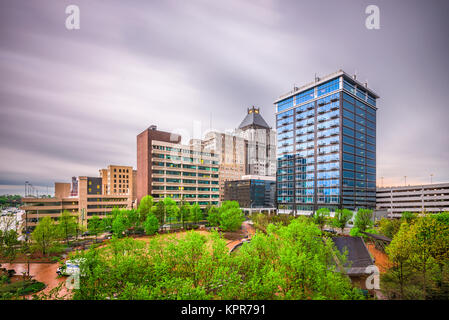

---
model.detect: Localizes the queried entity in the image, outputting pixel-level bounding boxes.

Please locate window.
[343,92,355,103]
[343,100,354,113]
[317,78,340,97]
[277,97,294,112]
[343,109,354,120]
[295,88,314,105]
[343,118,354,129]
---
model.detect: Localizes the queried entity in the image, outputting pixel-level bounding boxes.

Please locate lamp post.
[26,252,31,278]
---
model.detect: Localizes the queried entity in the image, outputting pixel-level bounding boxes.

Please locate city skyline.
[1,0,449,195]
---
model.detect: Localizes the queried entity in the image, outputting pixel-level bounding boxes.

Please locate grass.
[0,280,46,296]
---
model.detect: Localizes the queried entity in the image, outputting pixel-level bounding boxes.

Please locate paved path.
[226,221,255,251]
[2,262,68,299]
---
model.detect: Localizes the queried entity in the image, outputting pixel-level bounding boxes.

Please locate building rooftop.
[238,106,271,130]
[274,69,379,104]
[332,236,374,275]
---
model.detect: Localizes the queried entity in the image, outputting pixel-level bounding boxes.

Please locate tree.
[163,197,179,225]
[207,206,220,227]
[332,209,353,233]
[354,209,373,232]
[189,203,203,224]
[0,229,20,263]
[401,211,417,224]
[88,216,104,243]
[312,208,330,231]
[143,213,159,235]
[138,195,155,223]
[378,218,402,239]
[58,210,77,245]
[219,206,244,232]
[178,200,191,228]
[102,213,114,232]
[0,213,21,263]
[410,215,449,299]
[31,217,60,256]
[125,209,140,232]
[152,201,165,225]
[385,221,414,298]
[112,211,129,237]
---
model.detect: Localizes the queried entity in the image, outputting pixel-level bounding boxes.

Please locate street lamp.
[26,252,31,278]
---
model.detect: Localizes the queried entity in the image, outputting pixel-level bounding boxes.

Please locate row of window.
[153,178,219,185]
[152,145,215,157]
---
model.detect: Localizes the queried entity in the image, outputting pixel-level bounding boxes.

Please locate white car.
[57,258,86,276]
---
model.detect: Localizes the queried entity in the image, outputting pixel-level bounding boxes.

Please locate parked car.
[57,258,86,276]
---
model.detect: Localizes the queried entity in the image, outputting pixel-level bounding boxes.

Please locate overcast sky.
[0,0,448,195]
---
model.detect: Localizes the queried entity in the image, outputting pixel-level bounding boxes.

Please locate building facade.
[99,165,137,203]
[202,131,247,201]
[224,175,275,208]
[275,70,378,214]
[137,125,220,207]
[235,106,276,177]
[137,125,182,202]
[22,171,133,231]
[376,183,449,217]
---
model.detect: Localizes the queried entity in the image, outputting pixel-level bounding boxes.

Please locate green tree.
[143,213,159,235]
[313,208,330,231]
[219,206,244,232]
[31,217,60,256]
[354,209,373,232]
[401,211,417,224]
[58,210,77,245]
[410,215,449,298]
[163,197,179,225]
[207,206,220,227]
[178,200,191,228]
[189,203,203,224]
[385,221,414,298]
[332,209,353,233]
[152,201,165,225]
[0,229,20,263]
[102,213,114,232]
[112,211,129,237]
[125,209,140,233]
[378,218,402,239]
[138,195,155,223]
[88,216,104,243]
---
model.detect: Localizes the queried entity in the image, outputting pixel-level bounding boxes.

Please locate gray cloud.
[0,0,448,195]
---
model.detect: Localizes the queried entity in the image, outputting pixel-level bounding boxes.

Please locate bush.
[349,227,362,237]
[0,280,45,296]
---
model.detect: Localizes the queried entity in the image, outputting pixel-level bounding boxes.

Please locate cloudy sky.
[0,0,448,195]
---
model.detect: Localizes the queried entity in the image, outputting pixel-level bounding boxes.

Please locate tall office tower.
[275,70,378,214]
[235,106,276,177]
[137,125,181,203]
[137,125,220,207]
[202,131,247,201]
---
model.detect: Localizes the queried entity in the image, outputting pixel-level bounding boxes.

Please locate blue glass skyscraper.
[275,70,378,214]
